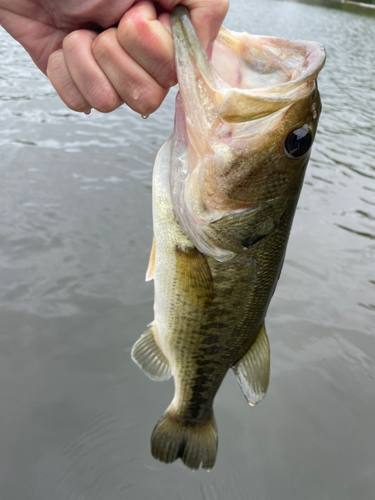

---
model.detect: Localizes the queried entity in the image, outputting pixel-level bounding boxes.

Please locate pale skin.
[0,0,229,115]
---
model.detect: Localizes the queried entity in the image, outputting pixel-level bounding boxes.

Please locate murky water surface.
[0,0,374,498]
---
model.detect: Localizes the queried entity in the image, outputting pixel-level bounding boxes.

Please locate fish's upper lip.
[216,27,326,94]
[214,28,326,122]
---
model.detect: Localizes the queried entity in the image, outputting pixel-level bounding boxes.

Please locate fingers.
[47,49,91,113]
[117,1,176,89]
[47,2,175,116]
[62,30,123,113]
[93,0,176,115]
[92,27,169,115]
[46,0,228,116]
[47,29,123,113]
[187,0,229,51]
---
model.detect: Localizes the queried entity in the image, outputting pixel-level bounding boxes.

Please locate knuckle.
[92,28,117,60]
[121,8,139,30]
[118,10,142,47]
[62,31,83,53]
[63,30,97,54]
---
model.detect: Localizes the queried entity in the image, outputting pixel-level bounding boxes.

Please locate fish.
[131,6,325,470]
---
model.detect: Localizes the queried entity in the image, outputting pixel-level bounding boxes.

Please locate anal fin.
[131,322,171,381]
[233,323,270,406]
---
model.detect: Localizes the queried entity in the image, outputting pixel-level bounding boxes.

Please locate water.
[0,1,374,498]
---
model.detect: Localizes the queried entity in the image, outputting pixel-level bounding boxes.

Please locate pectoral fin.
[175,246,214,308]
[233,323,270,406]
[145,236,156,282]
[131,323,171,381]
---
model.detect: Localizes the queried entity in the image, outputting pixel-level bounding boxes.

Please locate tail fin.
[151,410,218,470]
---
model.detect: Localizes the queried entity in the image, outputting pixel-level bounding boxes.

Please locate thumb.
[159,0,229,50]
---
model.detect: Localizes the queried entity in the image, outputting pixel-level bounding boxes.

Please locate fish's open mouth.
[172,6,325,123]
[214,28,325,92]
[213,28,326,122]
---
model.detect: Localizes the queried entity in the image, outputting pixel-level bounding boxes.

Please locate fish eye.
[285,126,312,158]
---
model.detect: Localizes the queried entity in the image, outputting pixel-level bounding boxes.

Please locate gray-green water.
[0,0,374,498]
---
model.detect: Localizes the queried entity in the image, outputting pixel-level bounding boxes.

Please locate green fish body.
[132,6,325,470]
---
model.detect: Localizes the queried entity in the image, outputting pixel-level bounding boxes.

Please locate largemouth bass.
[132,6,325,470]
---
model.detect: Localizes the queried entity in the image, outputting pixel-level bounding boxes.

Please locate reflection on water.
[0,0,374,498]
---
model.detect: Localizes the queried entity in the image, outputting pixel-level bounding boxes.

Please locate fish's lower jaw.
[151,410,218,470]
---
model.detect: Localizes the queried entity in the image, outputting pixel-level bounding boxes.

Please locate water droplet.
[311,102,316,111]
[132,89,140,101]
[141,114,149,120]
[312,110,317,119]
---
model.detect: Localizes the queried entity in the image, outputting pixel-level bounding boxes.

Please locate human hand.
[0,0,228,115]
